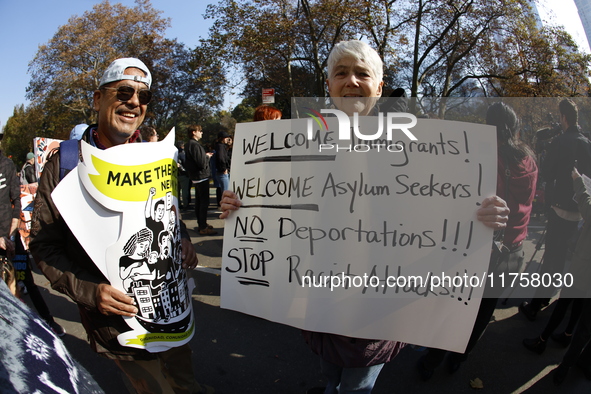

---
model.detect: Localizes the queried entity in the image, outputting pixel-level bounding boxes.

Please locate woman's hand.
[476,196,510,230]
[219,190,242,219]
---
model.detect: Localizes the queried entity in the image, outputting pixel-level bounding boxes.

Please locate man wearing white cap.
[30,58,212,394]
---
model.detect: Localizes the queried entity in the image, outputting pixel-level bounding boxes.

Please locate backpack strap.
[59,139,80,181]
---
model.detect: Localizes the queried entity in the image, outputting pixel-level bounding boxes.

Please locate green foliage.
[13,0,225,145]
[481,25,591,97]
[27,0,173,136]
[6,0,591,145]
[2,105,43,168]
[231,100,257,123]
[149,41,226,134]
[203,0,591,106]
[203,0,366,107]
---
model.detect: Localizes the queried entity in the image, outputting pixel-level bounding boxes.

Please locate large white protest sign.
[221,116,497,353]
[52,131,195,353]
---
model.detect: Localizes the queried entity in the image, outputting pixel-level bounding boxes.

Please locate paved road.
[23,202,591,393]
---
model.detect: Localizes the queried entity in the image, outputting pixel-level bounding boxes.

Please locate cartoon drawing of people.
[167,205,178,235]
[119,228,155,293]
[147,251,158,266]
[145,187,166,252]
[167,206,180,261]
[158,230,172,261]
[149,230,172,288]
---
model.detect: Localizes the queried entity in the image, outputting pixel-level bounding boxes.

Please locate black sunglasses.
[102,85,152,105]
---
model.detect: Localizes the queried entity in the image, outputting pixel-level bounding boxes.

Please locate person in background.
[209,143,222,208]
[253,105,282,121]
[220,40,510,394]
[553,167,591,385]
[522,280,583,355]
[16,151,67,336]
[70,123,89,140]
[140,125,158,142]
[15,233,66,336]
[0,133,21,261]
[418,102,538,379]
[177,142,191,210]
[520,99,591,321]
[185,124,217,236]
[20,152,36,185]
[214,131,232,194]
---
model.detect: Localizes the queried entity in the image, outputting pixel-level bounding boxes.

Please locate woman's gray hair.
[327,40,383,82]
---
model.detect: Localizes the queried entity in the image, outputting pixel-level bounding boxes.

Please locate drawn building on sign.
[134,285,155,319]
[130,276,188,321]
[162,286,172,319]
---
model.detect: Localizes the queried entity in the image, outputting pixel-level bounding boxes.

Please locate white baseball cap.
[99,58,152,89]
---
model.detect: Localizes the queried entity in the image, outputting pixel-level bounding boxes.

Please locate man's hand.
[477,196,510,230]
[181,237,198,269]
[96,283,138,316]
[219,190,242,219]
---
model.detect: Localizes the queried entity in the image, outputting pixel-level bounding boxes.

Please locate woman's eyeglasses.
[102,86,152,105]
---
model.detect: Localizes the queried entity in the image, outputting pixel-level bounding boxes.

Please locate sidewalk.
[23,198,591,393]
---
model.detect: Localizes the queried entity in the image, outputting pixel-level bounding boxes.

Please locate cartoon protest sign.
[34,137,62,180]
[19,183,37,251]
[221,115,497,353]
[52,130,194,352]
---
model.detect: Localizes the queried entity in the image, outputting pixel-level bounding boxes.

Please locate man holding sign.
[30,58,210,394]
[220,40,509,393]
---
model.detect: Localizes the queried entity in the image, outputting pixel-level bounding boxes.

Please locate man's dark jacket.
[543,125,591,213]
[184,138,210,181]
[214,142,231,174]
